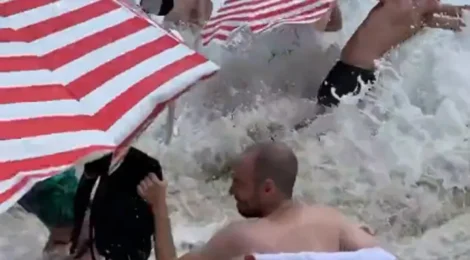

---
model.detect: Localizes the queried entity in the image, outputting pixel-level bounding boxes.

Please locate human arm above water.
[138,173,249,260]
[138,173,177,260]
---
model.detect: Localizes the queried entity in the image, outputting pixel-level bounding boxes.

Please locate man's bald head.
[244,142,298,198]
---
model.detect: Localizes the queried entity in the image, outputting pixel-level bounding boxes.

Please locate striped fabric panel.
[0,0,218,213]
[201,0,335,45]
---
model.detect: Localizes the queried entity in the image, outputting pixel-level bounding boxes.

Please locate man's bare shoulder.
[212,220,255,242]
[304,205,369,228]
[303,204,379,250]
[180,221,254,260]
[304,204,344,218]
[224,219,256,229]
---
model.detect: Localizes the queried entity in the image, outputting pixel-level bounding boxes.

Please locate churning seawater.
[1,0,470,259]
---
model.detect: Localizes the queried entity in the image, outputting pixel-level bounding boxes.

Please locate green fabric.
[19,168,78,228]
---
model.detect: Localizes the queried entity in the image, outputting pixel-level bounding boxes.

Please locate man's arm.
[179,223,248,260]
[339,217,379,251]
[325,4,342,32]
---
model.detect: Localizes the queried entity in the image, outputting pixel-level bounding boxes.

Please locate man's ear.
[262,179,276,193]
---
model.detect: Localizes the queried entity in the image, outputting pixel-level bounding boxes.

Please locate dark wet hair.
[246,142,298,198]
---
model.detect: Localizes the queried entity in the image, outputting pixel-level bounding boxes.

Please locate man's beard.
[237,203,263,218]
[239,209,263,218]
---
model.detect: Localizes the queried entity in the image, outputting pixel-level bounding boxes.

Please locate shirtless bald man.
[138,142,378,260]
[317,0,469,107]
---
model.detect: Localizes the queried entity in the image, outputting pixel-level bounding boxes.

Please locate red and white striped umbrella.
[201,0,335,46]
[0,0,219,213]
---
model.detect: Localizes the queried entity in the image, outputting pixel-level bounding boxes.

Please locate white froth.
[1,0,470,259]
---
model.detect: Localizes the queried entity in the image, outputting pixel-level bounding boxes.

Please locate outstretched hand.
[137,173,167,208]
[437,4,470,18]
[420,3,469,32]
[424,14,466,31]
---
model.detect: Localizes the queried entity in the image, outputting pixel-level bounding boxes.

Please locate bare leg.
[43,227,73,259]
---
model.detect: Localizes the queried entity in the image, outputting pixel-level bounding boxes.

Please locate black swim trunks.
[317,60,376,107]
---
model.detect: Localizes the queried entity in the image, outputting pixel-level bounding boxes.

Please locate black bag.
[70,148,163,260]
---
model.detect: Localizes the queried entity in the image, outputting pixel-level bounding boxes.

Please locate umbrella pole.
[164,101,176,145]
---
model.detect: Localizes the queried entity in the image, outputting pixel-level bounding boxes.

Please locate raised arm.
[138,174,177,260]
[138,173,249,260]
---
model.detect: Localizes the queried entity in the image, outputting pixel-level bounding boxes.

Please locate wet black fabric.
[141,0,174,15]
[317,60,376,107]
[71,147,163,260]
[159,0,174,15]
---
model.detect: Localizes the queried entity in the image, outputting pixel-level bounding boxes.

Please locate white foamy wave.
[1,0,470,259]
[138,0,470,258]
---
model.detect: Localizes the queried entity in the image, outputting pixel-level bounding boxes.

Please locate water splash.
[138,0,470,258]
[1,0,470,259]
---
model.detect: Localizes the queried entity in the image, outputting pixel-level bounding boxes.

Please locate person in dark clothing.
[317,0,468,107]
[70,147,163,260]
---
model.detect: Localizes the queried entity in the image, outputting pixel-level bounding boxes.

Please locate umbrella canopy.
[201,0,335,46]
[0,0,219,213]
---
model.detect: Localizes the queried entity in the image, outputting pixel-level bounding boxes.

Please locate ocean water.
[1,0,470,259]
